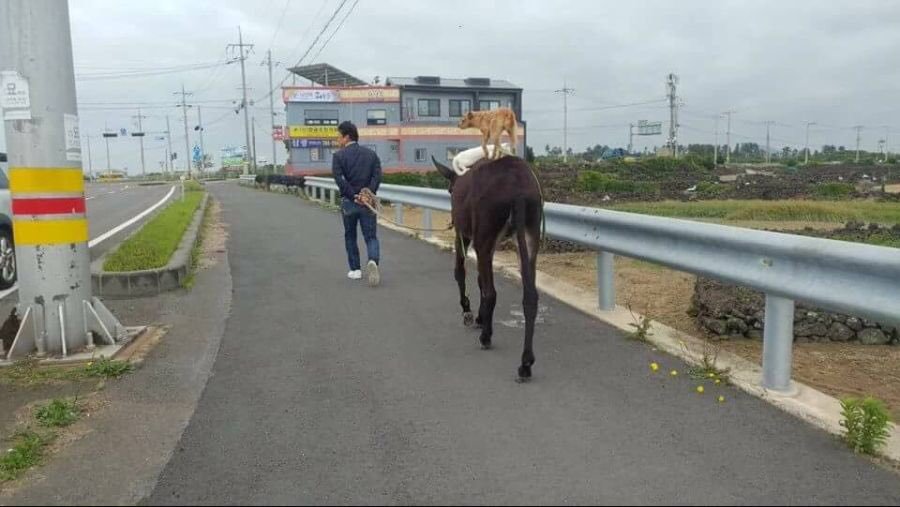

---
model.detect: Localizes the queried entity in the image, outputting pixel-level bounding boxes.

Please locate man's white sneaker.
[347,270,362,280]
[366,260,380,287]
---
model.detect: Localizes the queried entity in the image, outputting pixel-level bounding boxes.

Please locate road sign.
[272,125,284,141]
[119,127,127,136]
[636,120,662,136]
[192,145,201,162]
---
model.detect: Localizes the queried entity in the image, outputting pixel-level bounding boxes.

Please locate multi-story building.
[282,64,526,175]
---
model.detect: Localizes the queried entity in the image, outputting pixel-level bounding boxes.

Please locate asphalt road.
[146,184,900,506]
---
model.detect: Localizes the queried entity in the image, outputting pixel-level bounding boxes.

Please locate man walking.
[332,121,382,286]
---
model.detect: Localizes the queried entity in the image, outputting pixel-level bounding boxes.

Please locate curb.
[306,198,900,464]
[90,193,210,299]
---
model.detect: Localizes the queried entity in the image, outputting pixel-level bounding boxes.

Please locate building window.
[478,100,501,111]
[367,109,387,126]
[310,147,327,162]
[417,99,440,117]
[449,100,471,117]
[305,110,339,126]
[446,147,464,161]
[415,148,427,162]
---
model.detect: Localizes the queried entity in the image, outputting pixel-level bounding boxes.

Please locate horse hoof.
[515,376,531,384]
[463,312,475,327]
[518,365,532,380]
[480,336,492,350]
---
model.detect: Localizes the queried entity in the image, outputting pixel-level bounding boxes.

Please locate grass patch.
[183,198,212,289]
[814,182,855,200]
[0,358,88,386]
[0,430,50,482]
[612,199,900,224]
[34,398,81,428]
[85,357,133,379]
[577,171,660,195]
[103,191,205,272]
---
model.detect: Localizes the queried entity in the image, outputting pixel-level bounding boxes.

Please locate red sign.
[272,126,284,141]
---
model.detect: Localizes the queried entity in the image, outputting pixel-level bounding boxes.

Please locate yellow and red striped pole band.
[9,167,88,246]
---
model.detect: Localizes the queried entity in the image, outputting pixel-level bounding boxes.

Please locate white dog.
[451,143,514,176]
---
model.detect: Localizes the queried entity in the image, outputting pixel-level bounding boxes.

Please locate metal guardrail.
[302,176,900,393]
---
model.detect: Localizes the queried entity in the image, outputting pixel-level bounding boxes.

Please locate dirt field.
[387,206,900,420]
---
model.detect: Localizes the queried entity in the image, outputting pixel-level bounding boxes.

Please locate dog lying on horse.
[431,153,542,382]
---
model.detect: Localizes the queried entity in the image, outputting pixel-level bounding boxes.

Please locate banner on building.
[282,87,400,104]
[289,125,339,139]
[290,139,339,149]
[272,126,284,141]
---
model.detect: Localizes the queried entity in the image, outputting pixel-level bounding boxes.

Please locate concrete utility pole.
[723,111,734,164]
[166,115,173,175]
[84,133,94,179]
[713,115,720,167]
[554,81,574,162]
[228,27,255,175]
[197,106,205,175]
[132,108,148,178]
[804,121,817,165]
[764,121,774,164]
[175,84,193,178]
[666,73,679,158]
[251,116,258,171]
[264,50,279,173]
[0,0,123,358]
[628,124,634,155]
[854,125,863,163]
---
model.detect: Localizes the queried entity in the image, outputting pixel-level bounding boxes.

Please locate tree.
[525,146,535,163]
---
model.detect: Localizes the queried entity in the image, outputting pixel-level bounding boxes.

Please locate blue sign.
[120,128,127,136]
[192,145,201,162]
[291,139,337,149]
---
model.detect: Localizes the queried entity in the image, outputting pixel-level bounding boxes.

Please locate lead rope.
[356,188,454,233]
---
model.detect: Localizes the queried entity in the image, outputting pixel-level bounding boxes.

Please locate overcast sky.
[3,0,900,172]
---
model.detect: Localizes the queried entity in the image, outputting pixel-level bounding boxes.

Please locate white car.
[0,152,16,290]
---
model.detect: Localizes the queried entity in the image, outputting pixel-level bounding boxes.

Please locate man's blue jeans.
[341,198,380,271]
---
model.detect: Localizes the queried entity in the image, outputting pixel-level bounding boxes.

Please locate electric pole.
[165,115,173,176]
[175,84,193,178]
[0,0,123,358]
[666,73,679,158]
[197,106,205,175]
[228,26,255,175]
[554,81,574,162]
[713,115,720,167]
[132,108,148,178]
[84,134,94,180]
[723,111,734,164]
[854,125,863,163]
[251,116,258,171]
[764,121,774,164]
[804,121,816,165]
[264,50,279,173]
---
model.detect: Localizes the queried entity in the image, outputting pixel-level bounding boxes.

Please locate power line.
[255,0,351,103]
[266,0,293,53]
[310,0,359,63]
[527,97,667,115]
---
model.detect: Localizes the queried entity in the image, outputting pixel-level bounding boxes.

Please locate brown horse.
[431,155,543,382]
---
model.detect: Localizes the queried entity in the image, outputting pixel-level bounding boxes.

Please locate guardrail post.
[597,251,616,311]
[330,189,336,206]
[422,208,432,238]
[761,294,795,393]
[394,203,403,225]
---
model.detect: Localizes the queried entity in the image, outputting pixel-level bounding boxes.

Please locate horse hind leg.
[514,199,539,382]
[455,233,474,326]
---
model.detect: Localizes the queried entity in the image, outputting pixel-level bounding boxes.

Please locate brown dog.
[458,107,518,160]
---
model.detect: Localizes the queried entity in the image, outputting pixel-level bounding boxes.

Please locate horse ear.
[431,156,456,181]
